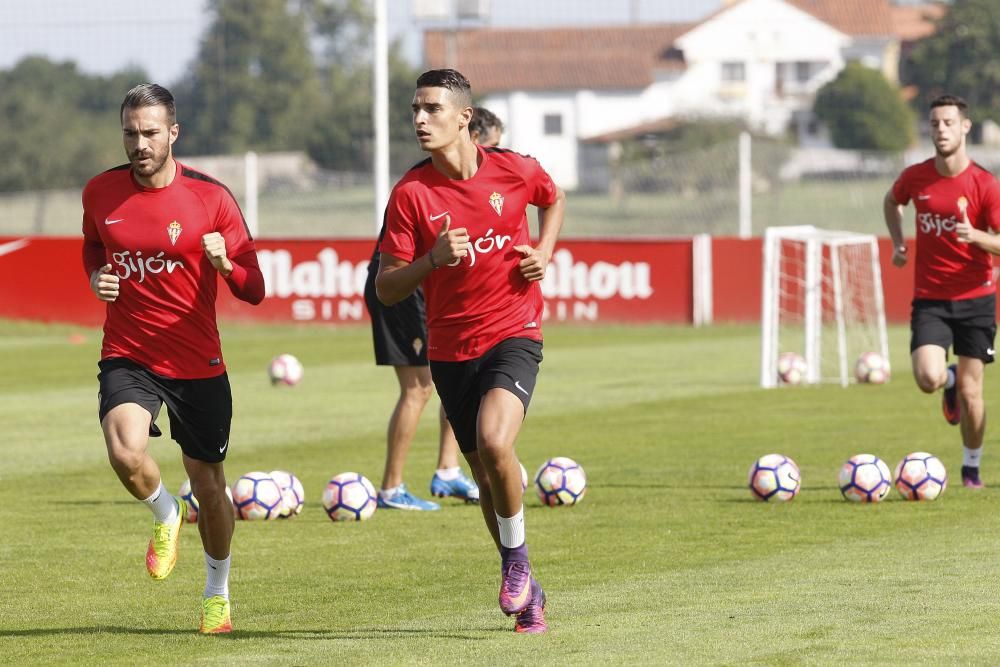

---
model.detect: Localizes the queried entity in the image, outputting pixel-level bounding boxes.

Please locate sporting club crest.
[489,192,504,217]
[167,221,182,246]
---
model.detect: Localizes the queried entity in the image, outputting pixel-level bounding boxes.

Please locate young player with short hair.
[884,93,1000,489]
[82,83,263,633]
[376,69,565,633]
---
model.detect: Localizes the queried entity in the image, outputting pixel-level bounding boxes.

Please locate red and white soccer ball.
[894,452,947,501]
[839,454,892,503]
[535,457,587,506]
[178,478,234,523]
[270,469,306,518]
[748,454,800,502]
[855,352,890,384]
[777,352,808,385]
[322,472,377,521]
[231,472,284,520]
[268,353,303,386]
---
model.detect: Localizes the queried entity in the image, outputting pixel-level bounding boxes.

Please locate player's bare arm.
[201,232,233,276]
[883,190,908,267]
[515,187,566,282]
[89,263,120,302]
[376,215,469,305]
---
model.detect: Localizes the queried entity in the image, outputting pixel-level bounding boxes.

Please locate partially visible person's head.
[120,83,178,182]
[928,93,970,158]
[411,69,473,152]
[469,107,504,147]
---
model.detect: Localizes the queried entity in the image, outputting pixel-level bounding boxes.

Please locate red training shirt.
[82,160,263,379]
[892,158,1000,300]
[380,146,558,361]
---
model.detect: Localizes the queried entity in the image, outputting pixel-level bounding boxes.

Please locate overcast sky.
[0,0,722,85]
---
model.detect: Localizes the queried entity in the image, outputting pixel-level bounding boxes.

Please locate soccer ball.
[777,352,808,385]
[839,454,892,503]
[268,353,303,386]
[177,478,234,523]
[322,472,377,521]
[855,352,890,384]
[231,472,284,520]
[270,469,305,517]
[534,457,587,506]
[747,454,800,502]
[894,452,947,501]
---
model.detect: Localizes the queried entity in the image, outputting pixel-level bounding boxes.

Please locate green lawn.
[3,320,1000,664]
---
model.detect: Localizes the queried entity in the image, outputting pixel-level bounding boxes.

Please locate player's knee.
[401,382,434,405]
[106,443,143,475]
[959,383,983,407]
[913,371,940,393]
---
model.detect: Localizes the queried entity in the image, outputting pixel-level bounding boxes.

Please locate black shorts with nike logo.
[430,337,543,453]
[97,357,233,463]
[910,293,997,363]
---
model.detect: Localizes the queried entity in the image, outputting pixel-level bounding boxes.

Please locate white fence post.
[244,150,258,238]
[739,131,752,239]
[692,233,713,327]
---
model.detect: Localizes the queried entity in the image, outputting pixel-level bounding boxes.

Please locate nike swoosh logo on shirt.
[429,211,449,221]
[104,218,125,225]
[0,239,30,257]
[219,441,229,454]
[514,381,530,396]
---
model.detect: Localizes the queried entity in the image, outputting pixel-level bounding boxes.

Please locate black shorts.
[430,338,543,453]
[364,262,427,366]
[97,357,233,463]
[910,294,996,363]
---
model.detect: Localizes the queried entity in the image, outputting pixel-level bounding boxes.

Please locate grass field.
[4,320,1000,664]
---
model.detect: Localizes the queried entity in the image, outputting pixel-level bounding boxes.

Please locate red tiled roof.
[783,0,895,37]
[890,3,946,42]
[582,116,683,144]
[424,24,691,93]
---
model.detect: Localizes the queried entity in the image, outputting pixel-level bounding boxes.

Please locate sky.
[0,0,722,85]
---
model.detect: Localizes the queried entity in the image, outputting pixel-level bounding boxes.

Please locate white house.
[424,0,909,190]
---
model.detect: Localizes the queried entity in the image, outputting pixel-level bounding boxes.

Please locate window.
[544,113,563,136]
[721,61,745,82]
[795,61,812,83]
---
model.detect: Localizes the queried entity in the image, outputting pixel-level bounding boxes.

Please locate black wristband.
[427,252,439,269]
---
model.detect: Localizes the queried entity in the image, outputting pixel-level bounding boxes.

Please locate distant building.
[424,0,941,189]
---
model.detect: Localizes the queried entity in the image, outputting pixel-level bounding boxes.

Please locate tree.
[176,0,322,155]
[813,63,914,150]
[0,57,147,191]
[903,0,1000,131]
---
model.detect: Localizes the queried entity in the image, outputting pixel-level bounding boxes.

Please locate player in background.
[82,83,264,633]
[470,106,504,147]
[884,93,1000,489]
[376,70,565,633]
[361,107,504,510]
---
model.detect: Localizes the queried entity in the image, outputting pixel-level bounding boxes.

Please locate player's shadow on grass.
[50,500,137,506]
[0,626,508,640]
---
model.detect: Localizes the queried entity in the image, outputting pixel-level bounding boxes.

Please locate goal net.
[760,225,889,388]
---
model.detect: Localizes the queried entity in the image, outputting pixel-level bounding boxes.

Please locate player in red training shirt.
[376,70,566,634]
[885,94,1000,489]
[81,84,263,634]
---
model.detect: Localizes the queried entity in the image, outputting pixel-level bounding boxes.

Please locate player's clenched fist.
[430,215,470,267]
[514,244,548,282]
[201,232,233,275]
[90,263,120,302]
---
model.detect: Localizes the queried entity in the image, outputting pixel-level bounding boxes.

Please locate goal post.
[760,226,889,388]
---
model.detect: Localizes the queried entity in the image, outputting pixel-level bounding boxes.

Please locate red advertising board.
[0,237,696,325]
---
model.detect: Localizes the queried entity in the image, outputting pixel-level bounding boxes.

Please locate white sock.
[946,367,956,390]
[496,507,525,549]
[435,466,461,481]
[204,553,231,599]
[379,484,402,499]
[142,482,178,524]
[963,447,982,468]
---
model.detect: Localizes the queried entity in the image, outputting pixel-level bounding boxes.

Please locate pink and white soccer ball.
[178,478,234,523]
[322,472,377,521]
[855,352,890,384]
[894,452,947,501]
[535,457,587,506]
[231,472,284,520]
[270,469,305,517]
[777,352,808,385]
[268,354,303,386]
[747,454,801,502]
[838,454,892,503]
[518,461,529,491]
